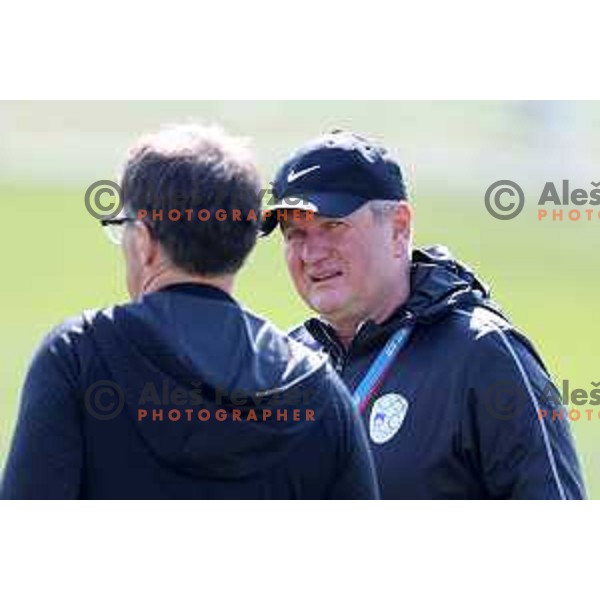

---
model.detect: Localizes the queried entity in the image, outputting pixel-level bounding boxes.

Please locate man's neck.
[325,281,410,350]
[141,268,235,297]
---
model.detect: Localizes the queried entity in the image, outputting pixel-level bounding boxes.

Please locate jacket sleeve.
[1,329,83,500]
[463,327,586,500]
[323,374,380,500]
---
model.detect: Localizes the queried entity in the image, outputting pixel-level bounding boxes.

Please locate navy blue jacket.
[1,283,378,500]
[291,246,586,499]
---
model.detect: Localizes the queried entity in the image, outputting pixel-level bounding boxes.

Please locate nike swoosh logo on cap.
[287,165,321,183]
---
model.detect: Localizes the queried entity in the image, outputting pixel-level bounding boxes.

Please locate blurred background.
[0,101,597,496]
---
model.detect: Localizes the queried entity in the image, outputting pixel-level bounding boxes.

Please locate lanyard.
[352,324,414,415]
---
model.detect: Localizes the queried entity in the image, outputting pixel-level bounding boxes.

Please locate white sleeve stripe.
[454,309,567,500]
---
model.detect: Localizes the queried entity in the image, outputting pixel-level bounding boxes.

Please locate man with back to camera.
[262,129,586,499]
[0,124,379,500]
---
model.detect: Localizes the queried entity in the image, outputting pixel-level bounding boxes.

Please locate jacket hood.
[86,284,329,480]
[406,245,504,324]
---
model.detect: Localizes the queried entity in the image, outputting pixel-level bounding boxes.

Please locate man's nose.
[301,234,331,264]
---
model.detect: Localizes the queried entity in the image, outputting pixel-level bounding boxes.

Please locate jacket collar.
[155,282,237,305]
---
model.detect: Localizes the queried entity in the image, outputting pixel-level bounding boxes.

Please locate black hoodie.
[1,284,379,499]
[291,246,586,499]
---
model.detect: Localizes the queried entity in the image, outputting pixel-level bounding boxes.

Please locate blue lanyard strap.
[352,325,414,414]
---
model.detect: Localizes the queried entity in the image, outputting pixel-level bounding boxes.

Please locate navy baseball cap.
[261,130,407,236]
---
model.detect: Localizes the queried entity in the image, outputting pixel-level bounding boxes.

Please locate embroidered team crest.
[369,393,409,444]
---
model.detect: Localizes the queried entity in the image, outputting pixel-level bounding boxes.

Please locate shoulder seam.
[454,308,567,500]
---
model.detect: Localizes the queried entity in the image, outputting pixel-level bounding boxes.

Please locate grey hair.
[368,199,413,257]
[369,200,403,223]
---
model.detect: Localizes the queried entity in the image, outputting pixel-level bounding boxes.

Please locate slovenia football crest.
[369,393,409,444]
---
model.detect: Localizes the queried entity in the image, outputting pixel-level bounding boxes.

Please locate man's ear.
[132,222,160,268]
[392,201,413,255]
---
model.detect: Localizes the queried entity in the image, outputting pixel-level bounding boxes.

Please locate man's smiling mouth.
[309,271,343,283]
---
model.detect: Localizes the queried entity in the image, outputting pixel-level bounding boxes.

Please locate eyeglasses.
[100,217,136,245]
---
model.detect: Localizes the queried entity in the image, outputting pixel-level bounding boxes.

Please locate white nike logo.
[287,165,321,183]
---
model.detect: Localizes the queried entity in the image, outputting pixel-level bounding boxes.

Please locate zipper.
[306,320,347,373]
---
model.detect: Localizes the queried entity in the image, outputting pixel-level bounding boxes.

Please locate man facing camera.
[1,125,378,500]
[262,129,585,499]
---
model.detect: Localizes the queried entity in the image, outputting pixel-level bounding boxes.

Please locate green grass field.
[1,101,598,497]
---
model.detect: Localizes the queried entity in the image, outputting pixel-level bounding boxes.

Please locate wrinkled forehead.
[279,205,371,232]
[279,211,340,233]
